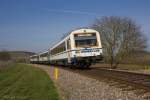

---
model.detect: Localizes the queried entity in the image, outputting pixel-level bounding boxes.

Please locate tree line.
[0,51,11,61]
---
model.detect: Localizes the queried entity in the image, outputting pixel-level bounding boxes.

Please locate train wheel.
[86,62,91,69]
[78,61,86,69]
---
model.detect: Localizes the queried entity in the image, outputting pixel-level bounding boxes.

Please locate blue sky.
[0,0,150,52]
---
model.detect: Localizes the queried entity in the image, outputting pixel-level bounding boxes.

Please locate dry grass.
[92,51,150,71]
[0,61,13,70]
[92,63,150,71]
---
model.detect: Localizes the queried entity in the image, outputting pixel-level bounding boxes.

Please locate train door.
[66,39,71,63]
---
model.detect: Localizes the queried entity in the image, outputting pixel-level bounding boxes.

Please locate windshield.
[74,33,97,47]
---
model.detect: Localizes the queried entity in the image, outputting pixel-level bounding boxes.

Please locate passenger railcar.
[30,28,103,68]
[30,55,39,64]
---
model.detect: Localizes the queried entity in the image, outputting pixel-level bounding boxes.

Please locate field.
[92,51,150,71]
[0,51,35,63]
[92,63,150,70]
[0,63,59,100]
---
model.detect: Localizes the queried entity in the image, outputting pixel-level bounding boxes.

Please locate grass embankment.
[0,63,59,100]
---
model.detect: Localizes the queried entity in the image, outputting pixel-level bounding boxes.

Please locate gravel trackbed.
[33,64,147,100]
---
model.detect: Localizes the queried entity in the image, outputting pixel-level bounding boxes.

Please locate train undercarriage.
[31,55,103,69]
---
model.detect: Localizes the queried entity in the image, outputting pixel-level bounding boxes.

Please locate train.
[30,28,103,68]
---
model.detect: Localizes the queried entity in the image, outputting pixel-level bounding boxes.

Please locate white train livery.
[30,28,103,68]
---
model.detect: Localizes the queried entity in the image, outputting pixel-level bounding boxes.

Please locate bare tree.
[92,16,147,68]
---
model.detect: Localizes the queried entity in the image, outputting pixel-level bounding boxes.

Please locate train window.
[74,33,98,47]
[51,42,66,55]
[40,52,48,57]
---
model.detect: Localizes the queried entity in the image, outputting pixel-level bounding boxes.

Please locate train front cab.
[69,29,103,68]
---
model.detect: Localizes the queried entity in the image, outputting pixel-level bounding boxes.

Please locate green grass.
[0,63,59,100]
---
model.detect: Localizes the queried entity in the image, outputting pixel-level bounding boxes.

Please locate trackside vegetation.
[0,63,59,100]
[93,16,147,69]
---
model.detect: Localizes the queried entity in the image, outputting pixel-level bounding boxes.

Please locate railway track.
[56,66,150,99]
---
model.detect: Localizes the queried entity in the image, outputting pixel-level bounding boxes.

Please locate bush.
[0,51,11,61]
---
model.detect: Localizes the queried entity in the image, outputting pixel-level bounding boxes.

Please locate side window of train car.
[60,42,65,52]
[51,42,66,55]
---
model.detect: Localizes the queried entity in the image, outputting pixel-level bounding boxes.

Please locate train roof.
[49,28,98,50]
[70,28,98,34]
[34,28,99,55]
[30,54,38,58]
[39,51,48,55]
